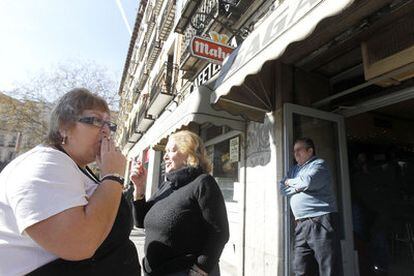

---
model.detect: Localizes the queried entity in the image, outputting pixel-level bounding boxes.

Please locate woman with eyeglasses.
[0,88,141,275]
[130,130,229,276]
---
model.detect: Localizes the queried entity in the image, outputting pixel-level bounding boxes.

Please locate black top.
[134,166,229,276]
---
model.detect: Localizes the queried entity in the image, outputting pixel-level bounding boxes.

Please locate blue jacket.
[279,156,337,219]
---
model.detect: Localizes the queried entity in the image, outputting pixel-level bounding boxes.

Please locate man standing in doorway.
[279,137,342,276]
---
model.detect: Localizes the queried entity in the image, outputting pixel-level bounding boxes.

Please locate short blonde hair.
[169,130,212,173]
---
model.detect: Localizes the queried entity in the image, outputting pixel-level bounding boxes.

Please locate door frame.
[204,129,245,275]
[283,103,356,276]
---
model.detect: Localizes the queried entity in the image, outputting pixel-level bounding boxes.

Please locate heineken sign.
[190,35,235,64]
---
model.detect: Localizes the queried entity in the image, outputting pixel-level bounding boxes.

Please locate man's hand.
[284,179,290,186]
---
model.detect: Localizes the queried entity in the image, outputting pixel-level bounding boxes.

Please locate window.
[8,135,17,147]
[159,150,166,187]
[7,151,14,161]
[200,124,232,141]
[206,135,240,202]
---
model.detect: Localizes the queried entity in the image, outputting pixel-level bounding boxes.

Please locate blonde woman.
[131,130,229,276]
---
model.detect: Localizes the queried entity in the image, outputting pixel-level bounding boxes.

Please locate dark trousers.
[293,213,342,276]
[164,264,220,276]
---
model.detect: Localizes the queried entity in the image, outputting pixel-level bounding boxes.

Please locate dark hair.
[45,88,109,145]
[294,137,316,155]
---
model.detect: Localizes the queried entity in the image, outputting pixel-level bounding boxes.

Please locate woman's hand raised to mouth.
[97,136,126,176]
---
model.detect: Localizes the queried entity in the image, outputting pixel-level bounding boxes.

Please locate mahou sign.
[190,36,235,64]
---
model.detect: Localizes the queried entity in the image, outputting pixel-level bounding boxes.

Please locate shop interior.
[345,98,414,276]
[276,3,414,274]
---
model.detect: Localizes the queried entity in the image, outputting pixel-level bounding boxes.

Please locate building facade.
[0,93,22,171]
[0,130,21,171]
[0,92,50,171]
[118,0,414,275]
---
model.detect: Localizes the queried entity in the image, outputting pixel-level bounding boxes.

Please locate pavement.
[130,227,146,269]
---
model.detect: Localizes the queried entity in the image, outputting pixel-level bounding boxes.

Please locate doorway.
[345,98,414,276]
[283,103,356,276]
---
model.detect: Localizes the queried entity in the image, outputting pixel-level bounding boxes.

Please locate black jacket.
[134,166,229,276]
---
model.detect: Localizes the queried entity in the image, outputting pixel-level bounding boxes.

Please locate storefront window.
[159,151,166,187]
[200,124,232,141]
[207,136,240,202]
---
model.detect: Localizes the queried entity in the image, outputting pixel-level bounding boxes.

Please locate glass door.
[204,130,244,276]
[283,103,356,276]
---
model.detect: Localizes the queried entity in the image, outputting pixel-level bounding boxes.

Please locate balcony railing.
[174,0,200,34]
[158,0,176,41]
[144,17,156,43]
[153,0,164,15]
[121,129,135,150]
[147,62,178,117]
[134,95,155,133]
[179,42,200,79]
[151,62,178,100]
[132,89,140,104]
[138,40,147,62]
[146,35,163,72]
[142,0,164,42]
[128,116,143,143]
[136,70,149,92]
[179,42,193,69]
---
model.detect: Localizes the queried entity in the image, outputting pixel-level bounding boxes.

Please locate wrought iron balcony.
[147,62,178,117]
[179,42,203,79]
[146,35,163,72]
[153,0,164,16]
[138,40,147,62]
[121,130,128,146]
[128,125,143,144]
[136,68,149,92]
[132,88,140,104]
[175,0,200,34]
[158,0,176,41]
[121,129,135,151]
[143,6,156,43]
[134,95,155,133]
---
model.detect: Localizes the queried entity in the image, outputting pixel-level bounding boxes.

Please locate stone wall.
[242,111,284,275]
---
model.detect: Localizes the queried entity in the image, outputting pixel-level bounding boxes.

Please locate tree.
[0,60,120,153]
[0,93,50,152]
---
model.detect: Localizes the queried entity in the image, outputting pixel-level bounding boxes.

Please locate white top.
[0,145,98,276]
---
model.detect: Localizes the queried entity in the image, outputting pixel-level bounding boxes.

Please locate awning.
[210,0,355,121]
[128,85,245,158]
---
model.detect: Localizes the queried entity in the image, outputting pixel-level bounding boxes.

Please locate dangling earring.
[61,136,67,145]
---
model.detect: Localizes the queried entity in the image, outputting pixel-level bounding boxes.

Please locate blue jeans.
[293,213,343,276]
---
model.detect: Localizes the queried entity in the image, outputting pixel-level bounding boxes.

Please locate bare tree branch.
[0,60,120,153]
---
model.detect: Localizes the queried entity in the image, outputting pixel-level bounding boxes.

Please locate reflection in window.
[207,137,239,202]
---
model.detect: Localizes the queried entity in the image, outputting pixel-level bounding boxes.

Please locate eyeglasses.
[78,116,117,132]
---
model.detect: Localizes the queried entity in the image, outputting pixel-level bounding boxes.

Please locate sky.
[0,0,139,92]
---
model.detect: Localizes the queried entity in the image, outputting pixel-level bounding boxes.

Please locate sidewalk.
[130,227,145,268]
